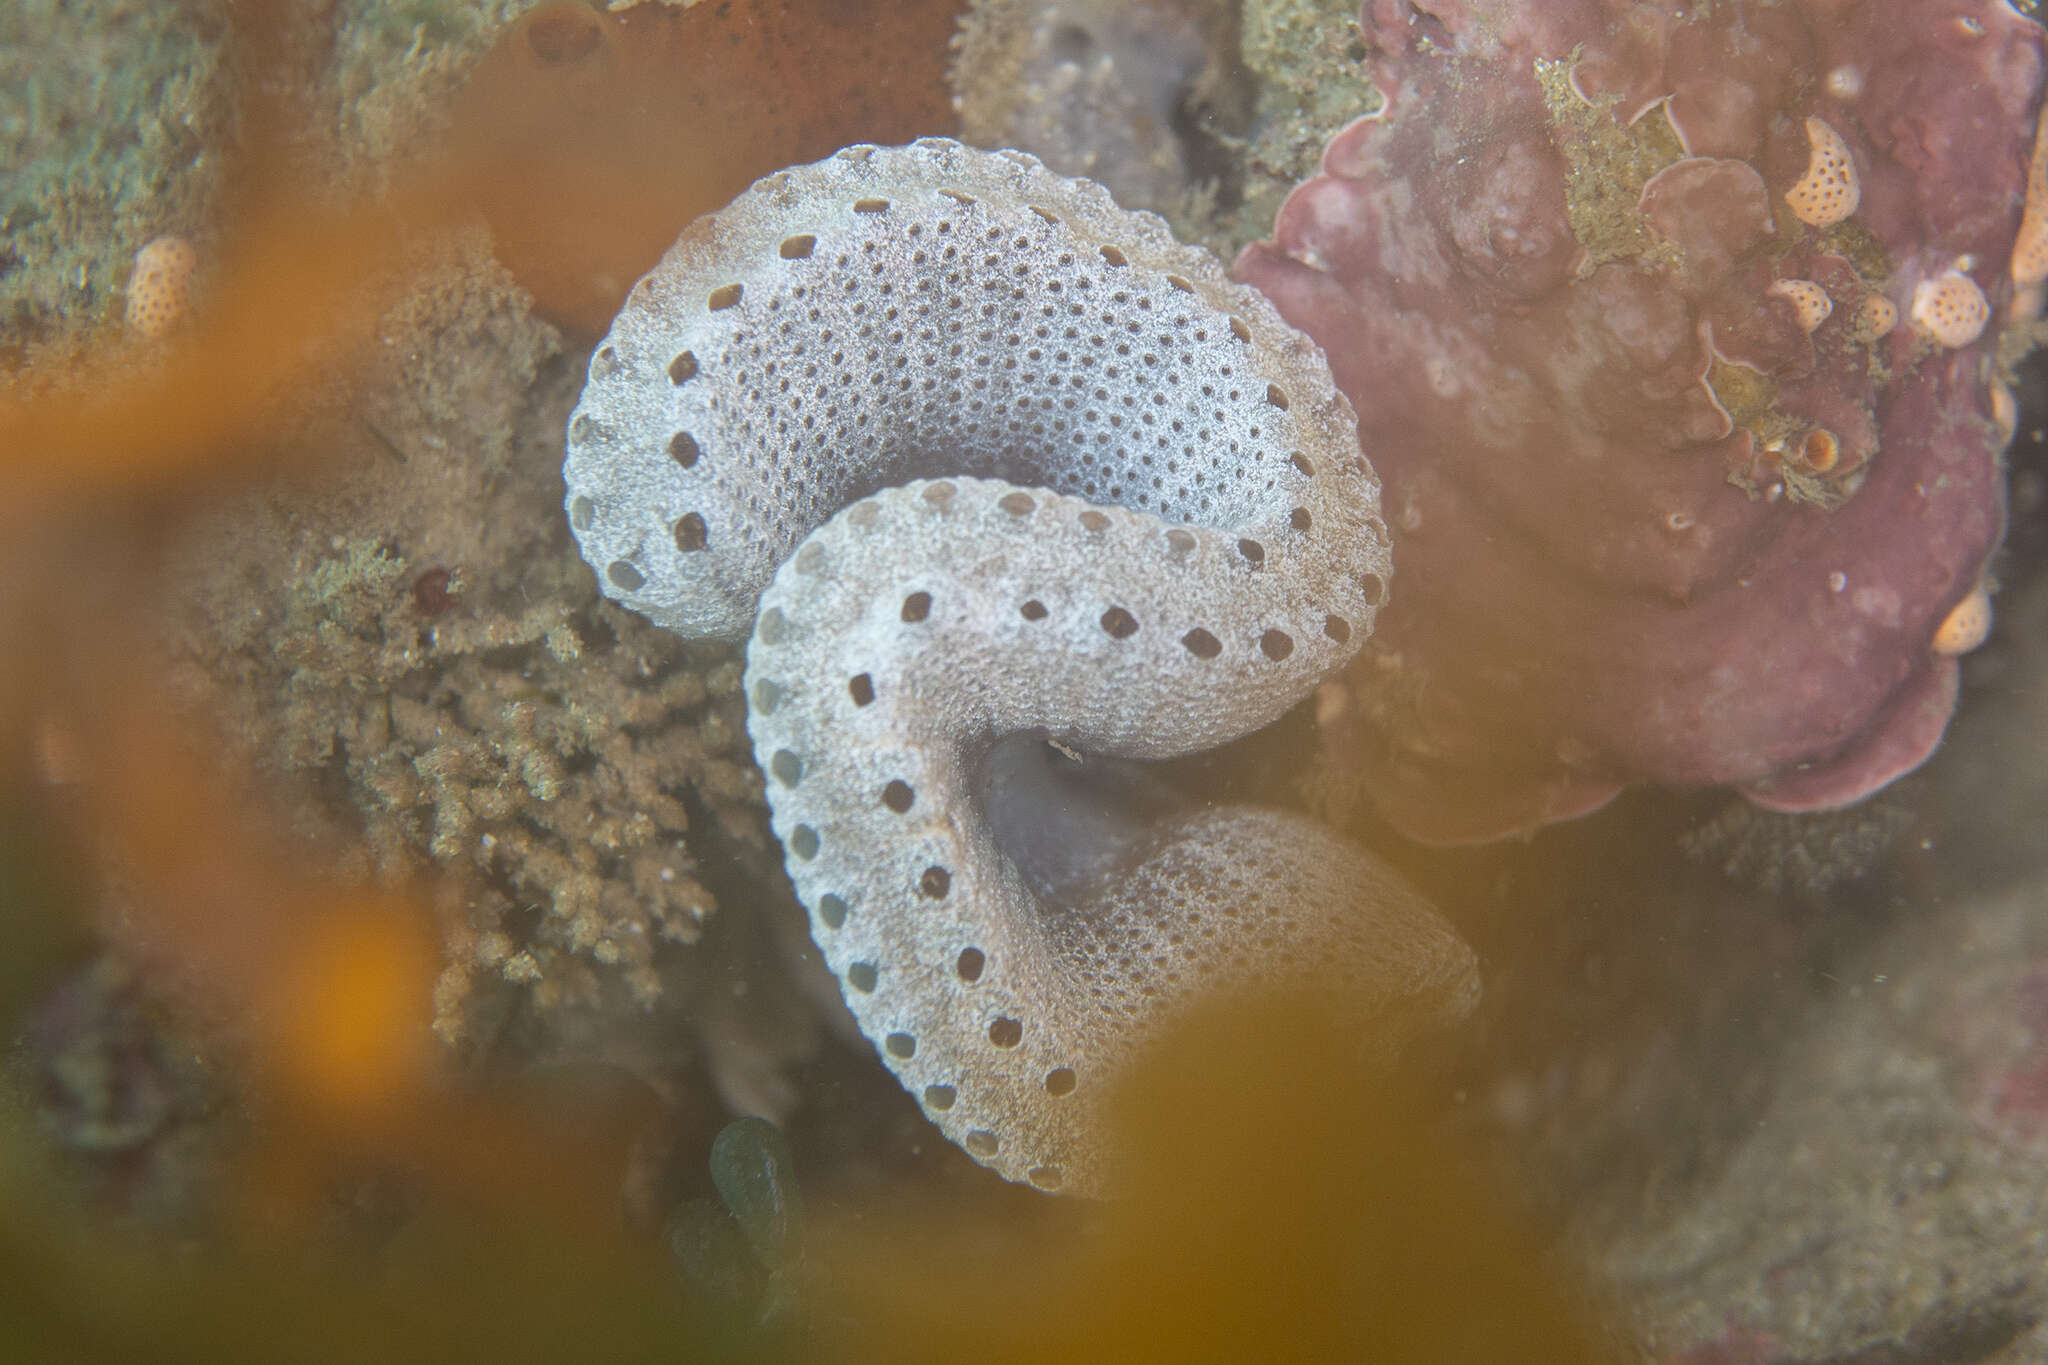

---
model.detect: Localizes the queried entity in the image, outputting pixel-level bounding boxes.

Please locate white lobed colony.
[564,139,1476,1194]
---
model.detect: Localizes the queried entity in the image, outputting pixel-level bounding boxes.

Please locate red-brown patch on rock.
[448,0,962,339]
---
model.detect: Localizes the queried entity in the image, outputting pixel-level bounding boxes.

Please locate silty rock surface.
[951,0,1252,227]
[564,140,1476,1193]
[1238,0,2046,844]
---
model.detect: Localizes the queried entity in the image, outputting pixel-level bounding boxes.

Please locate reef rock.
[448,0,960,339]
[951,0,1252,224]
[565,139,1476,1192]
[1237,0,2047,843]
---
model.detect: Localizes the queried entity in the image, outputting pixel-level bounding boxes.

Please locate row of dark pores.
[571,188,1326,605]
[566,177,1379,1188]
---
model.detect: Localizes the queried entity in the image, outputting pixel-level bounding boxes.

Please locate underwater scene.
[5,0,2048,1359]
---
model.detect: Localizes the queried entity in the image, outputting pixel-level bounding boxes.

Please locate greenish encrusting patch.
[667,1117,807,1330]
[1535,53,1683,274]
[288,539,410,639]
[1704,359,1783,441]
[1818,220,1893,286]
[0,0,229,345]
[360,0,472,48]
[1227,0,1385,260]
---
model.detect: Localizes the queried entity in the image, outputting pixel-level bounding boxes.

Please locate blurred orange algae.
[0,0,939,1222]
[3,0,966,497]
[2,189,439,502]
[267,899,442,1129]
[448,0,965,339]
[17,626,664,1240]
[814,993,1623,1365]
[0,0,687,1236]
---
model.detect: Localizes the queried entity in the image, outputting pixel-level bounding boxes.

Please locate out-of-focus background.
[4,1,2047,1360]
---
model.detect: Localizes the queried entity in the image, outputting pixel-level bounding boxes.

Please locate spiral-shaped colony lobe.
[563,140,1476,1193]
[747,478,1475,1192]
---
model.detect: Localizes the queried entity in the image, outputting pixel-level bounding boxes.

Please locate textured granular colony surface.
[566,139,1475,1192]
[565,138,1389,644]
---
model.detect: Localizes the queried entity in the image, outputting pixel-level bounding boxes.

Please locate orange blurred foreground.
[814,992,1622,1365]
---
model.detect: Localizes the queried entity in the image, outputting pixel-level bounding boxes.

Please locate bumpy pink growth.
[1238,0,2045,843]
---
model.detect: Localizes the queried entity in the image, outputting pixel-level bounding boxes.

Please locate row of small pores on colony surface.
[567,183,1341,603]
[744,478,1377,1191]
[567,166,1381,1189]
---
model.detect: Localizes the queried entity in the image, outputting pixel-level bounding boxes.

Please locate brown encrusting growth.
[152,239,776,1054]
[447,0,966,339]
[952,0,1253,230]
